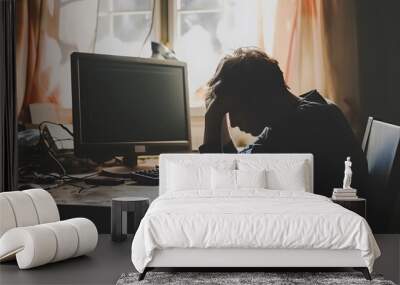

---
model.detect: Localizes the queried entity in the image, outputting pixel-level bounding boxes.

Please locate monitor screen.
[71,53,191,158]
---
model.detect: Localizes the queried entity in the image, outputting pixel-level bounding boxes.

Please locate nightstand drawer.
[331,198,366,218]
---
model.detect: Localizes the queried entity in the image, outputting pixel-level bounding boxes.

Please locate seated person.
[199,47,367,197]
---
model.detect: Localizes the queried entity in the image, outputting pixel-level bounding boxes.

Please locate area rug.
[116,271,396,285]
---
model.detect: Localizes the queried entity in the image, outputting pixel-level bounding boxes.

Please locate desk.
[46,182,158,233]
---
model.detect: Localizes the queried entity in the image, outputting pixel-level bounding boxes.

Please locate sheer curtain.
[16,0,43,123]
[272,0,361,134]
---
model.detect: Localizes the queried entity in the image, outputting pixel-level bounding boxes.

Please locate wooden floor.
[1,235,399,285]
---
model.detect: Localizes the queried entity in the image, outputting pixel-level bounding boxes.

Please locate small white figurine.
[342,157,353,189]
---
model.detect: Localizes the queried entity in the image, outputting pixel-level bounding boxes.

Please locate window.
[171,0,278,108]
[94,0,278,109]
[95,0,158,57]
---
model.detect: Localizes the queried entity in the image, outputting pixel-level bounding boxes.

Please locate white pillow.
[211,168,236,190]
[238,159,308,192]
[167,160,235,191]
[168,163,209,191]
[236,169,267,189]
[211,169,267,190]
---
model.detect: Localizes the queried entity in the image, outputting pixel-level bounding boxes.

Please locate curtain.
[16,0,98,124]
[1,0,18,192]
[273,0,362,135]
[16,0,43,122]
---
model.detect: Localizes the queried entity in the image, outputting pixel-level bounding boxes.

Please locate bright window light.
[95,0,154,57]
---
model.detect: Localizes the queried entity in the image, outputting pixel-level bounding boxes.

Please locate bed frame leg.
[354,267,371,280]
[138,268,148,281]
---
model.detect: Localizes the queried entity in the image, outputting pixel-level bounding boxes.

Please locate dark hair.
[206,47,288,105]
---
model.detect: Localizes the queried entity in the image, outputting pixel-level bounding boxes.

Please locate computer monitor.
[71,52,191,166]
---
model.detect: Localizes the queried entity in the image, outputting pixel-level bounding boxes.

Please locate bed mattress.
[131,190,380,273]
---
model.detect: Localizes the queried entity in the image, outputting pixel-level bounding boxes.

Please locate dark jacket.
[199,90,368,197]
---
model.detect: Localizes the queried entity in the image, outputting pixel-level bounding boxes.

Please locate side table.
[331,197,366,219]
[111,197,149,242]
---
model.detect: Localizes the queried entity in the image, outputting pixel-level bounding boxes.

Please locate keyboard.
[131,166,159,186]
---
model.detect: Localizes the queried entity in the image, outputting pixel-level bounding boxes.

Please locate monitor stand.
[100,154,138,178]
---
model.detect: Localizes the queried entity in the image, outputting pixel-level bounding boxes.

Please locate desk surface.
[47,182,159,207]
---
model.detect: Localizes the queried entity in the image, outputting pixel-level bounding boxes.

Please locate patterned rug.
[116,271,396,285]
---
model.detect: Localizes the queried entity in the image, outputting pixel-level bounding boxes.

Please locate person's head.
[207,47,292,135]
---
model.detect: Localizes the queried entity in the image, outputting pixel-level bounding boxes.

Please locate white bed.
[131,154,380,280]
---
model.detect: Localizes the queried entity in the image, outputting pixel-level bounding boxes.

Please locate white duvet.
[131,190,380,273]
